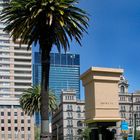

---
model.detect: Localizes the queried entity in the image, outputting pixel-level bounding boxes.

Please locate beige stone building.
[0,96,34,140]
[52,90,85,140]
[118,76,140,134]
[52,66,140,140]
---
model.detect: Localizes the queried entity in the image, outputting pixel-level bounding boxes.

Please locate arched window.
[77,113,81,118]
[77,121,82,127]
[120,86,125,93]
[67,105,70,110]
[70,105,73,110]
[77,106,81,112]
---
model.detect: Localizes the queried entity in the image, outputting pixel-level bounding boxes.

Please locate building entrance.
[89,122,116,140]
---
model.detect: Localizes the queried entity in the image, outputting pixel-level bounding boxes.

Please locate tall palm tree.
[1,0,89,139]
[20,85,57,116]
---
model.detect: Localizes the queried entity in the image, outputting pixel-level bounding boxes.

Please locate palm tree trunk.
[40,44,51,140]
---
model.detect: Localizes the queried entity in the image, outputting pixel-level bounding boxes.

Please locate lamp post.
[131,93,138,140]
[134,113,137,140]
[131,93,134,136]
[56,124,59,140]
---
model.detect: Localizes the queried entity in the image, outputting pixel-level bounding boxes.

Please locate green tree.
[81,127,91,140]
[20,85,57,116]
[1,0,89,138]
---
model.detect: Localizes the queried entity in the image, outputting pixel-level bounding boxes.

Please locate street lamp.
[131,93,138,140]
[56,124,59,140]
[134,113,137,140]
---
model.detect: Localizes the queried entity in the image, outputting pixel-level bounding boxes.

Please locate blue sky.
[33,0,140,99]
[72,0,140,98]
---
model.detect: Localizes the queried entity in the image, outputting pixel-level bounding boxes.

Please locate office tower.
[0,1,33,139]
[33,52,80,101]
[0,96,34,140]
[0,5,32,97]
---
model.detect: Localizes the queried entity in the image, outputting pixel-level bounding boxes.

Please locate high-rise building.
[0,4,32,97]
[0,1,33,139]
[33,52,80,101]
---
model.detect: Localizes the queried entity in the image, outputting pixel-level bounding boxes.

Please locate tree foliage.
[81,127,91,140]
[1,0,89,51]
[20,85,57,116]
[1,0,89,138]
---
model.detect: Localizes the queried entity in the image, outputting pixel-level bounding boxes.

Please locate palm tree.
[1,0,89,138]
[19,85,57,116]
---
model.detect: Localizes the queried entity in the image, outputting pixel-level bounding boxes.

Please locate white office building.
[0,1,33,139]
[0,0,32,98]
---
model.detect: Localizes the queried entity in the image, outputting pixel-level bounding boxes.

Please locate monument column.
[81,67,123,140]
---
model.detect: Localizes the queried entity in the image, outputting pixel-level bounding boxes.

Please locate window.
[8,119,11,123]
[28,134,31,139]
[21,120,24,123]
[1,119,4,123]
[77,121,82,127]
[1,134,4,138]
[14,112,17,116]
[21,112,24,116]
[7,112,11,116]
[68,112,70,117]
[15,127,18,131]
[120,86,125,93]
[67,128,70,134]
[14,119,17,123]
[77,113,81,118]
[21,134,24,138]
[68,120,70,125]
[21,127,24,131]
[1,112,4,116]
[28,127,30,131]
[121,105,126,111]
[70,105,72,110]
[8,134,11,138]
[28,120,31,123]
[67,105,70,110]
[1,127,4,131]
[14,105,20,108]
[8,127,11,131]
[77,106,81,112]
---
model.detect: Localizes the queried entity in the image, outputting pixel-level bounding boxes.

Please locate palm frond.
[1,0,89,51]
[19,85,57,116]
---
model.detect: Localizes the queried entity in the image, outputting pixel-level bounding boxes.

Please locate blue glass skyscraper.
[33,52,80,125]
[33,52,80,101]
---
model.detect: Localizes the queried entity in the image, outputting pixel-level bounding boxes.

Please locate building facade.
[52,90,85,140]
[33,52,80,101]
[0,1,33,139]
[119,76,140,134]
[0,96,34,140]
[0,2,32,98]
